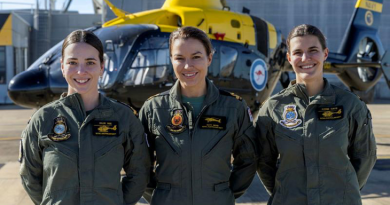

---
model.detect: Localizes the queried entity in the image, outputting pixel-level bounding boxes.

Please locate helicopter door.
[212,45,239,90]
[251,16,268,57]
[220,45,238,77]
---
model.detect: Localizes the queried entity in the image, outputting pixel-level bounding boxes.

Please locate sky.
[0,0,95,14]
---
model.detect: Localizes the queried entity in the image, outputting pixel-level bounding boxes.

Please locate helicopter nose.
[8,67,50,108]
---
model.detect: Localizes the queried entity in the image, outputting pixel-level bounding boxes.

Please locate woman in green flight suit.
[256,24,377,205]
[20,30,150,205]
[139,26,257,205]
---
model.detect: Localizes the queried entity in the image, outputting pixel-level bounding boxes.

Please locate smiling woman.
[256,24,377,205]
[139,26,257,205]
[19,30,150,205]
[61,30,104,111]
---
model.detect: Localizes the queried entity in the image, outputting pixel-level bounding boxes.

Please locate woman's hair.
[62,30,104,63]
[286,24,327,53]
[169,26,213,56]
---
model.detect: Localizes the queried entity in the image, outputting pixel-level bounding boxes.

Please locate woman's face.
[61,42,103,96]
[170,38,212,91]
[287,35,329,84]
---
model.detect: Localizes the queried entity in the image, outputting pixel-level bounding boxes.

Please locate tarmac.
[0,101,389,205]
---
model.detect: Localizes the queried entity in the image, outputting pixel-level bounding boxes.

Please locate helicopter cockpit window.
[123,36,169,86]
[96,25,157,89]
[220,46,238,77]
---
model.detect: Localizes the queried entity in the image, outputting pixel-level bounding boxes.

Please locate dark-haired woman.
[20,30,150,205]
[139,26,257,205]
[256,24,376,205]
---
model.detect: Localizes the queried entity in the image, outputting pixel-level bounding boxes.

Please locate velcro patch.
[317,106,343,120]
[93,121,119,136]
[199,116,227,130]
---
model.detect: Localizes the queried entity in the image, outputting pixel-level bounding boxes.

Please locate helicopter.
[7,0,390,111]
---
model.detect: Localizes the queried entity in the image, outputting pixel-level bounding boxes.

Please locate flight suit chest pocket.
[274,124,303,144]
[40,135,78,163]
[40,135,79,192]
[94,133,124,189]
[318,119,348,140]
[153,125,182,155]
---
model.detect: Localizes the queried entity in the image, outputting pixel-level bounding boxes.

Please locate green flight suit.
[19,93,150,205]
[256,79,377,205]
[139,79,257,205]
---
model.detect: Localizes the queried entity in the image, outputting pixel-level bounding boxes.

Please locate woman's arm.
[349,102,377,190]
[122,113,151,205]
[256,104,278,195]
[20,121,43,205]
[230,100,257,199]
[138,105,157,203]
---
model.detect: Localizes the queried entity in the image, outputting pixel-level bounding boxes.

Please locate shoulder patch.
[147,93,160,101]
[219,89,242,101]
[115,100,139,117]
[146,90,170,101]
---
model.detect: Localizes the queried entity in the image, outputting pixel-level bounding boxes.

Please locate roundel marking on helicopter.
[365,10,374,26]
[250,59,268,92]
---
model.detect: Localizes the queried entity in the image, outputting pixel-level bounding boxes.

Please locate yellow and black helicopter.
[8,0,390,110]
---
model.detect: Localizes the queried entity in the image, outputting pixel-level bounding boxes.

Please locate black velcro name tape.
[93,121,119,136]
[317,106,343,120]
[199,116,227,130]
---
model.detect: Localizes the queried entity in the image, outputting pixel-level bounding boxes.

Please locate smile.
[183,72,197,77]
[74,79,90,84]
[300,64,316,69]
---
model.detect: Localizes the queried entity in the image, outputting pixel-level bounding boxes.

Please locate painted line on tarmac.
[0,137,20,141]
[377,155,390,160]
[375,134,390,138]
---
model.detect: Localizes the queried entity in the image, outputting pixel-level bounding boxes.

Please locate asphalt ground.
[0,101,389,205]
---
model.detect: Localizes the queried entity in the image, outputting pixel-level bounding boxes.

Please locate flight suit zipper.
[182,103,193,204]
[191,105,209,205]
[184,103,209,205]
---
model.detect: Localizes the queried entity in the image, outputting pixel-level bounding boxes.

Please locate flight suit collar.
[60,92,114,119]
[169,78,219,107]
[287,78,336,105]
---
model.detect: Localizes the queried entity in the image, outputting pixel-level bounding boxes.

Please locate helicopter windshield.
[122,33,170,86]
[97,24,159,89]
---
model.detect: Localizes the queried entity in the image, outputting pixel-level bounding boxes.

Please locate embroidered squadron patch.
[317,106,343,120]
[48,116,71,141]
[93,121,119,136]
[199,116,227,130]
[167,109,186,134]
[279,105,302,128]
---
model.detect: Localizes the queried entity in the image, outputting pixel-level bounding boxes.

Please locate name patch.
[317,106,343,120]
[93,121,119,136]
[199,116,226,130]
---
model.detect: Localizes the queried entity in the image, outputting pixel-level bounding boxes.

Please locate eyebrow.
[292,46,319,52]
[66,57,97,61]
[173,51,203,57]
